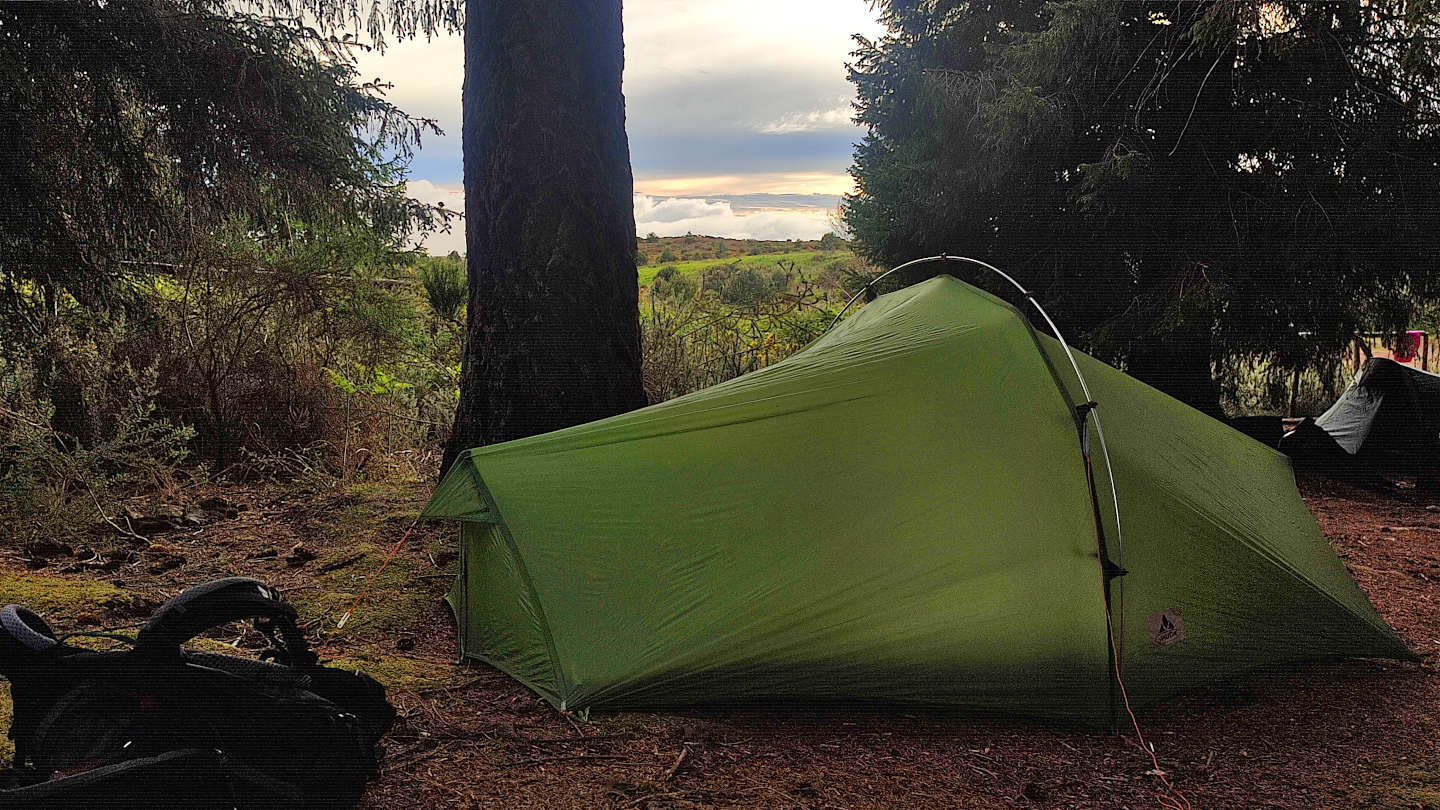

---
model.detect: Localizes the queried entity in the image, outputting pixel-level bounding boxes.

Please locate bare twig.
[660,746,690,783]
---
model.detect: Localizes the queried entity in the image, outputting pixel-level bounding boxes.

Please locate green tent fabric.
[423,275,1413,724]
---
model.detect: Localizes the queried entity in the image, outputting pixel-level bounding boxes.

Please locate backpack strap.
[0,607,57,654]
[0,605,71,768]
[0,748,304,809]
[134,578,316,667]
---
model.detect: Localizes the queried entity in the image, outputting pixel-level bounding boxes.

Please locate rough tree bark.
[441,0,646,473]
[1124,316,1224,421]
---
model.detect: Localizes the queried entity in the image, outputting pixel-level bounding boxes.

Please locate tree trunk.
[1124,316,1224,421]
[442,0,646,473]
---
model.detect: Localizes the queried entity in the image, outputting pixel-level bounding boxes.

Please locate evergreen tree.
[845,0,1440,414]
[0,0,441,444]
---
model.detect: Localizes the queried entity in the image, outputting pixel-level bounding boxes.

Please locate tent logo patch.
[1146,608,1186,647]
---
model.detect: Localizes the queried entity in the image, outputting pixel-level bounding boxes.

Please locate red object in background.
[1395,330,1424,363]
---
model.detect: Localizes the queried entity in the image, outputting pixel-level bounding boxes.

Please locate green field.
[639,250,853,285]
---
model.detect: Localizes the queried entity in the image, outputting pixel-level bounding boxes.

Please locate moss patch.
[290,542,439,636]
[0,570,139,619]
[0,684,11,764]
[1342,757,1440,808]
[324,648,462,693]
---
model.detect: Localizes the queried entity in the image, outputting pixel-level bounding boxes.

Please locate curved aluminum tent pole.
[827,254,1125,567]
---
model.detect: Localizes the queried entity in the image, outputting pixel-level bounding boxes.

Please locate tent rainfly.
[1281,357,1440,471]
[424,275,1413,725]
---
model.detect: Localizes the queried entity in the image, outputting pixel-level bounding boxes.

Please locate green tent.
[424,275,1412,724]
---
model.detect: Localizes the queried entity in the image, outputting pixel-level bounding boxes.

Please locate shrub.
[0,351,194,550]
[416,256,467,323]
[721,268,772,306]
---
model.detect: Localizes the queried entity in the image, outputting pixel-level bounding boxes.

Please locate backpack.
[0,577,395,808]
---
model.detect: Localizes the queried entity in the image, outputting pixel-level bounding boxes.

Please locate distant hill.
[636,234,841,267]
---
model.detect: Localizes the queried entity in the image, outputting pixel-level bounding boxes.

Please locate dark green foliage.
[845,0,1440,414]
[641,261,839,402]
[0,0,450,448]
[0,0,453,478]
[649,267,695,303]
[0,1,443,323]
[721,268,771,306]
[0,343,194,546]
[658,248,679,263]
[416,254,468,323]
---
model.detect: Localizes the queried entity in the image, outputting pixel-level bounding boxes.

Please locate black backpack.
[0,577,395,808]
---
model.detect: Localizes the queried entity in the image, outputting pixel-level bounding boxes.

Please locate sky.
[354,1,886,253]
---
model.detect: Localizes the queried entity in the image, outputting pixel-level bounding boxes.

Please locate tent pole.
[829,255,1131,730]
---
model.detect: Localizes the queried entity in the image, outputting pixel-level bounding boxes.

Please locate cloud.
[634,172,854,196]
[758,104,855,135]
[405,179,466,255]
[633,195,833,241]
[404,182,837,254]
[352,1,885,186]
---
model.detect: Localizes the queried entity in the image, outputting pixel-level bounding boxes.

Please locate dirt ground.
[2,474,1437,809]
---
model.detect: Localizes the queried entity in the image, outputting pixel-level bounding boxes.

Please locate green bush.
[0,349,194,549]
[416,256,467,322]
[721,268,771,306]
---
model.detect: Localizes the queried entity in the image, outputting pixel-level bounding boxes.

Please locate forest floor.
[1,474,1437,809]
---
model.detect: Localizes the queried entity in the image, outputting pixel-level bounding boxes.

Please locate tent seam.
[976,286,1124,726]
[464,461,572,704]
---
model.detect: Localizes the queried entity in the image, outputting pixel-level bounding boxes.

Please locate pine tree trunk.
[1125,317,1224,421]
[442,0,646,473]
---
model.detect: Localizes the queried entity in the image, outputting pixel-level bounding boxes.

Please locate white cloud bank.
[406,179,467,255]
[758,102,855,135]
[407,182,837,254]
[633,195,833,240]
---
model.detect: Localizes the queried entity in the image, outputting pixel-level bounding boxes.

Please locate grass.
[639,250,852,285]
